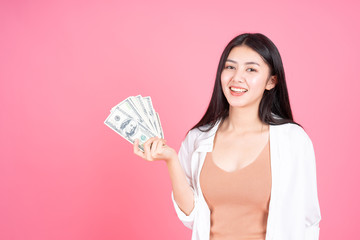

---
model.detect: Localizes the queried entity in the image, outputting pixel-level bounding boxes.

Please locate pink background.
[1,0,359,239]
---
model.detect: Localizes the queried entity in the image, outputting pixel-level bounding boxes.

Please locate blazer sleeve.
[171,130,199,229]
[302,132,322,240]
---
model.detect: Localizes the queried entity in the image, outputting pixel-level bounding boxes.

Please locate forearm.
[166,156,195,216]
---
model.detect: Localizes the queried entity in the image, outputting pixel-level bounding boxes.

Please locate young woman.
[133,33,321,240]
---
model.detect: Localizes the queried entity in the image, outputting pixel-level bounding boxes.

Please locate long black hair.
[191,33,300,132]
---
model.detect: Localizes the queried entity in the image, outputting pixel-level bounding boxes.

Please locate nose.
[232,69,245,83]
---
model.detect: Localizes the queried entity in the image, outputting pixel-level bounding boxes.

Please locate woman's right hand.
[133,137,177,163]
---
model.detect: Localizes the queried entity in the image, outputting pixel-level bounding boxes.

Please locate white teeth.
[230,87,247,92]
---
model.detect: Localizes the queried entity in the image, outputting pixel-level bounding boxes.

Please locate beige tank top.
[200,139,271,240]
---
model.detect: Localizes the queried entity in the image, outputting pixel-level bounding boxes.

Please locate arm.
[133,136,196,228]
[166,157,195,216]
[169,133,199,229]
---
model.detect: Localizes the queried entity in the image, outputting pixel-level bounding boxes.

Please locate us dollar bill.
[131,95,157,134]
[105,95,164,150]
[116,97,153,132]
[104,106,155,151]
[155,112,164,138]
[143,96,160,137]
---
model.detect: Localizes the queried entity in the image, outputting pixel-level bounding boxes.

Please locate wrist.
[165,154,178,166]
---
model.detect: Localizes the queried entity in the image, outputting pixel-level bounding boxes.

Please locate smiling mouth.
[230,87,248,92]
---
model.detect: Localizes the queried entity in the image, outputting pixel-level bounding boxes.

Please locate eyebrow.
[226,59,260,66]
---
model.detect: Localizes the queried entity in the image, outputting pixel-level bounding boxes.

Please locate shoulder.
[185,123,215,141]
[272,122,311,141]
[272,123,313,152]
[180,123,216,152]
[179,126,205,152]
[184,127,203,143]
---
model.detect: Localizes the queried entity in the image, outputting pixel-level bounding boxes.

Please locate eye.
[246,68,257,72]
[225,65,235,70]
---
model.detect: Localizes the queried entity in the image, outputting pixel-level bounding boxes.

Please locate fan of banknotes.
[104,95,164,152]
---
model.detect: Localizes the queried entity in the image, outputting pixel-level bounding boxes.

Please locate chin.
[229,103,247,109]
[224,95,244,105]
[226,99,247,108]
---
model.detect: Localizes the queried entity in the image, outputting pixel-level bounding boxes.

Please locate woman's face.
[221,45,276,109]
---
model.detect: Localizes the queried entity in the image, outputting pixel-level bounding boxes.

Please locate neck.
[222,106,267,134]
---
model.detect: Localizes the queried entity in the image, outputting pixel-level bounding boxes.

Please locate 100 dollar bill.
[104,106,155,151]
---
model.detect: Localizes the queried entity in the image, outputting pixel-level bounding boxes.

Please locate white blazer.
[171,121,321,240]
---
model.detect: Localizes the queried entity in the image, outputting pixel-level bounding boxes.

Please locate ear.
[265,75,277,90]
